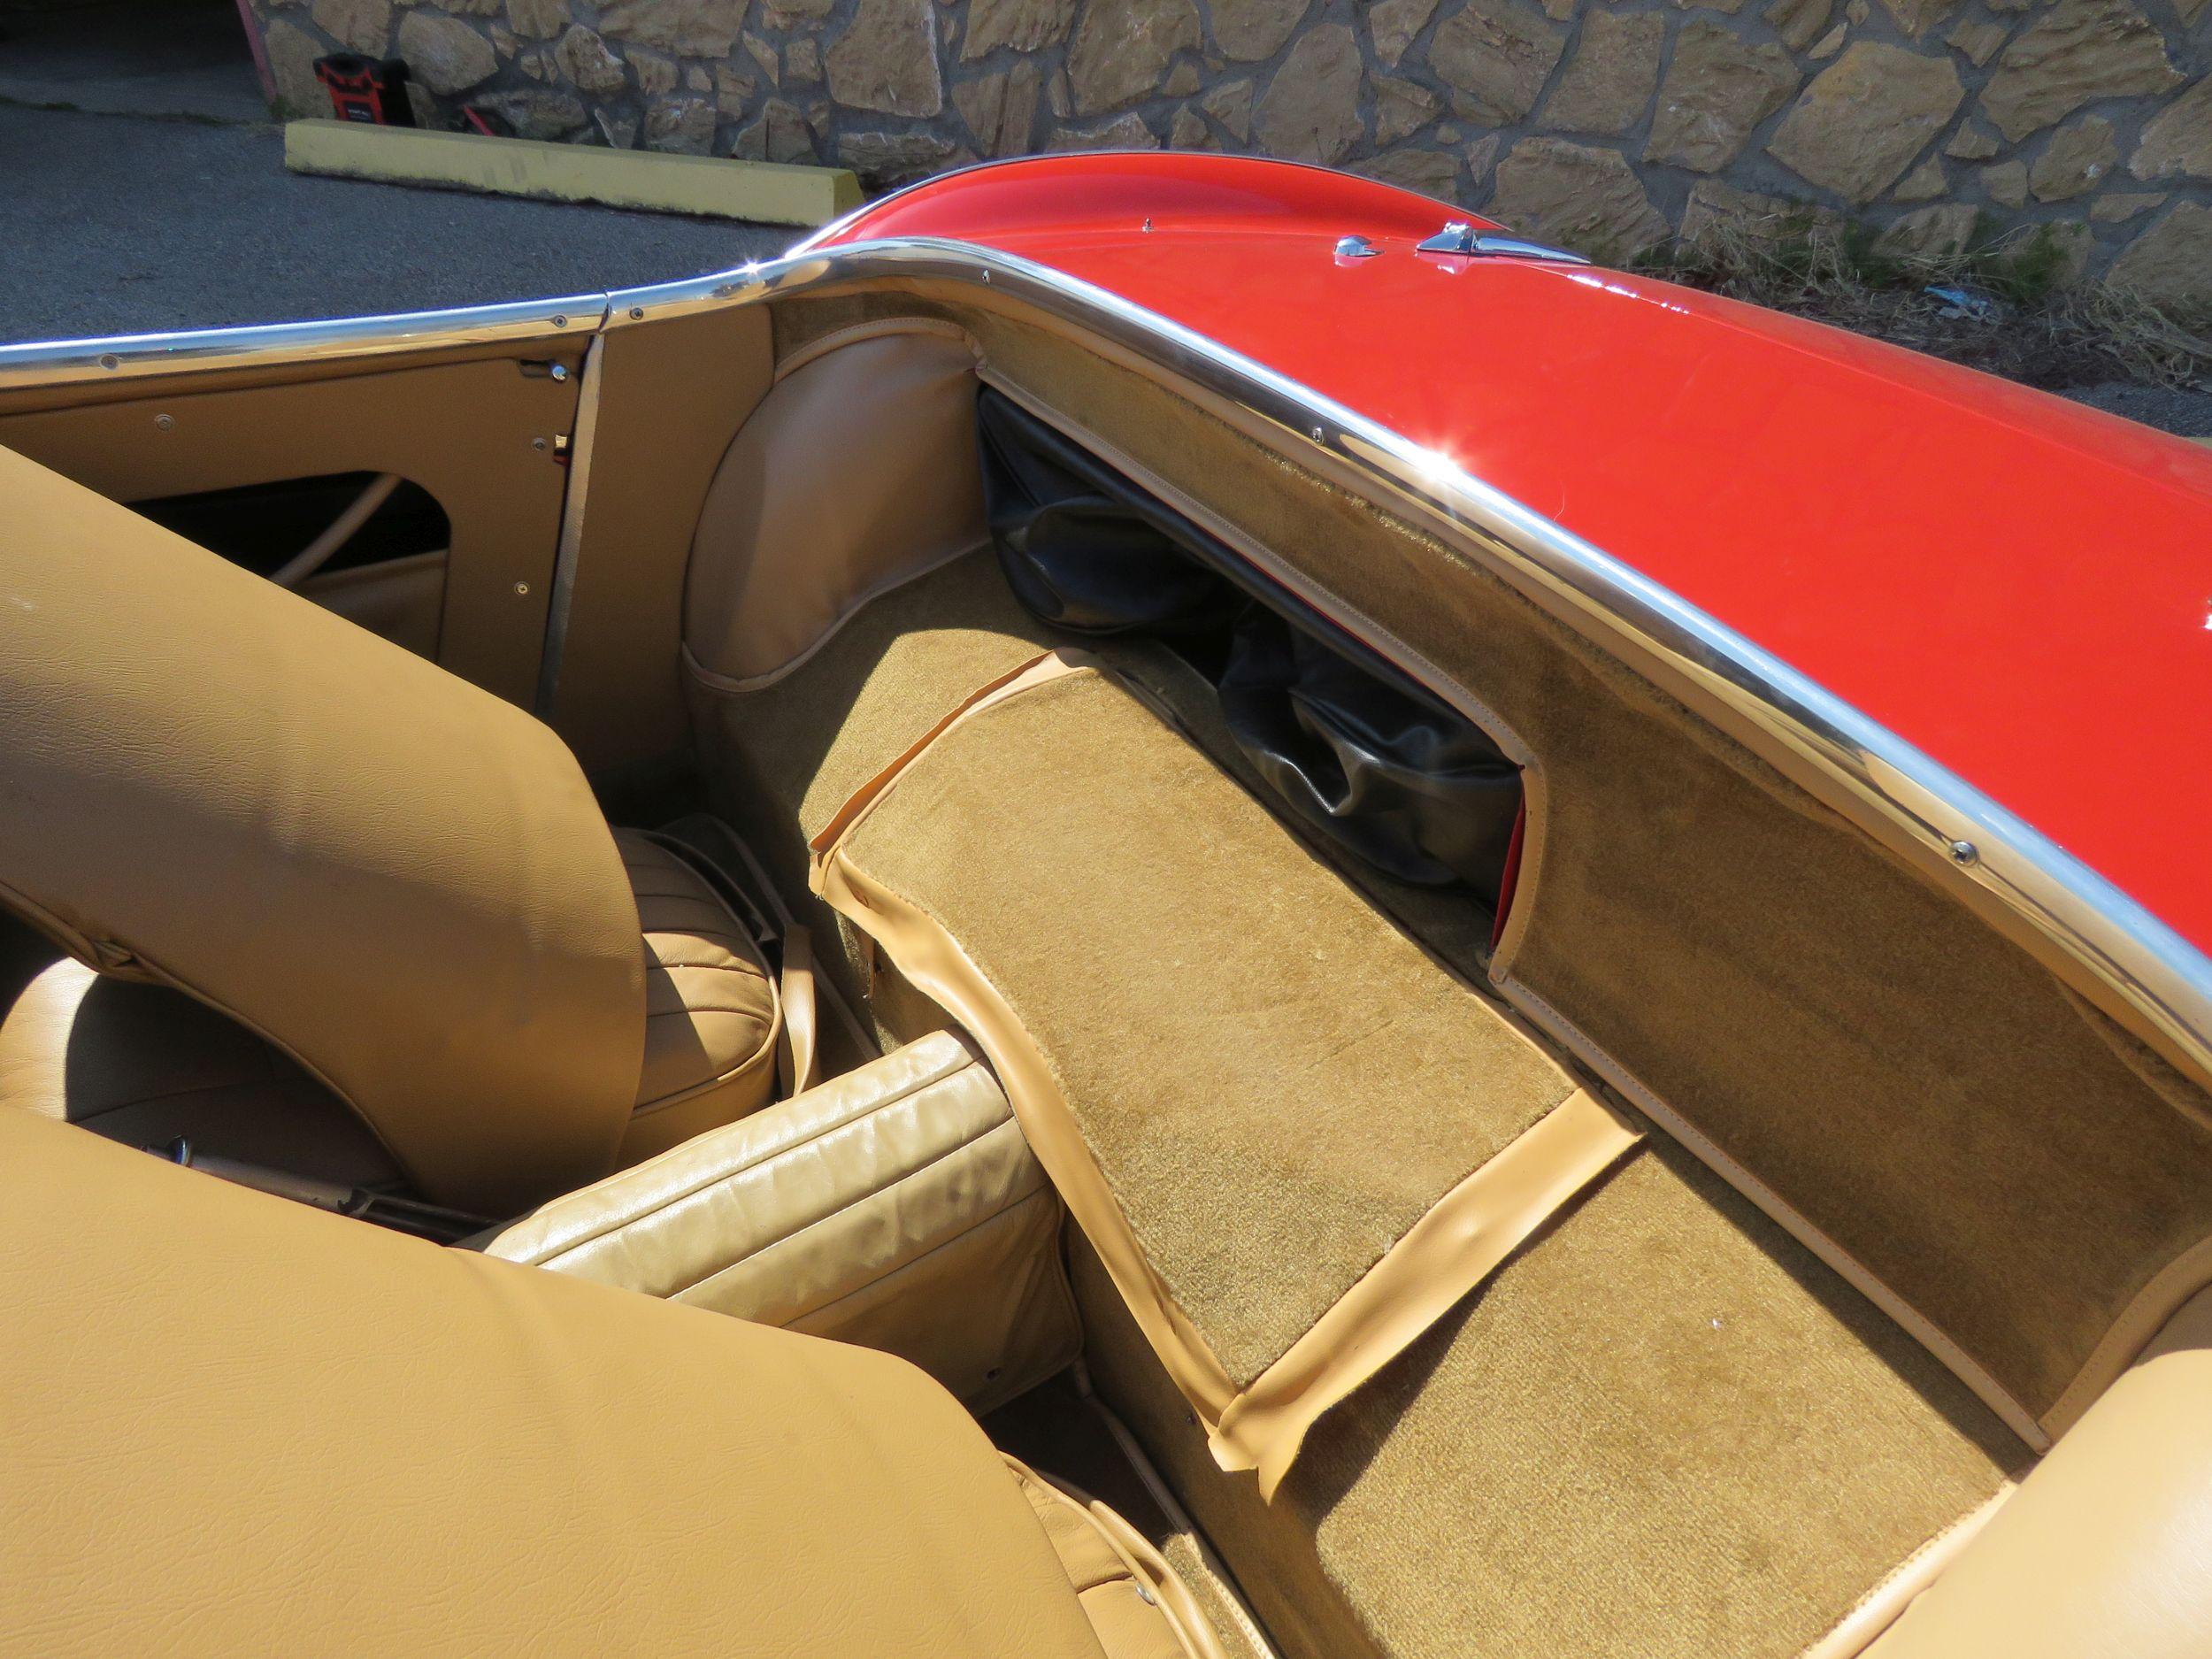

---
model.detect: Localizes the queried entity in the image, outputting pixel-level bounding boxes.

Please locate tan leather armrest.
[0,1104,1106,1658]
[475,1030,1079,1409]
[1866,1287,2212,1659]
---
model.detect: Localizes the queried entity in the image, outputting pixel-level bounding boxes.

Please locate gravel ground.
[2062,381,2212,440]
[0,104,792,344]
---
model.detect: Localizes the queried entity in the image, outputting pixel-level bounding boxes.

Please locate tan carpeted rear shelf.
[691,541,2026,1659]
[808,655,1640,1485]
[1076,1141,2022,1659]
[685,549,1053,1037]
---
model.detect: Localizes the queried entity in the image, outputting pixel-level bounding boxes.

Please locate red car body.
[818,152,2212,962]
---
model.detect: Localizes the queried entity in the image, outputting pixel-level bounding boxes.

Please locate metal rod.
[271,471,402,588]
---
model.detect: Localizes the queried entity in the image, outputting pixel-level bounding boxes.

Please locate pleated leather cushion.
[616,833,780,1163]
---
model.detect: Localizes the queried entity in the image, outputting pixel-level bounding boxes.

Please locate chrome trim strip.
[0,295,611,389]
[613,234,2212,1077]
[534,334,604,718]
[5,233,2206,1078]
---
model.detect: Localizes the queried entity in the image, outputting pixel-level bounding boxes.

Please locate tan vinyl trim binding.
[810,651,1642,1493]
[1501,972,2049,1451]
[1794,1484,2019,1659]
[778,923,820,1095]
[2044,1232,2212,1437]
[677,537,995,697]
[1007,1455,1231,1659]
[1210,1085,1640,1494]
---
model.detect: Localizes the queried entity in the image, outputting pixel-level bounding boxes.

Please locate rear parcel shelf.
[807,649,1638,1493]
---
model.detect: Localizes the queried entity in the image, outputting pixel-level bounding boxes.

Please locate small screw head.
[513,581,531,596]
[531,436,549,452]
[1948,839,1979,866]
[98,353,119,371]
[153,413,175,432]
[628,306,645,320]
[1310,425,1325,442]
[551,313,569,328]
[549,363,570,382]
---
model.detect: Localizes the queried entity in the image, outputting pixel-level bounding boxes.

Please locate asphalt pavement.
[4,90,2203,437]
[0,104,792,344]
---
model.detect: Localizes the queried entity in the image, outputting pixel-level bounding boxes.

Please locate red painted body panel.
[820,154,2212,957]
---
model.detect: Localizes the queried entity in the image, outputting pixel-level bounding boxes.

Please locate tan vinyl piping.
[1795,1483,2018,1659]
[1210,1086,1640,1495]
[810,652,1642,1491]
[2045,1232,2212,1437]
[1502,973,2049,1451]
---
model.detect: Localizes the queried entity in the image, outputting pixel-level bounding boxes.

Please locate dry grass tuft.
[1639,212,2212,394]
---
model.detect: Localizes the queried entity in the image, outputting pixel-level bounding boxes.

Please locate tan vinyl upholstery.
[0,443,645,1215]
[478,1029,1079,1409]
[0,1104,1112,1659]
[0,948,402,1187]
[616,831,780,1162]
[1010,1457,1231,1659]
[684,326,990,690]
[0,838,785,1193]
[1864,1288,2212,1659]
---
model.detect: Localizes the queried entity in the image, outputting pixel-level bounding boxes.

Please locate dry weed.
[1639,212,2212,393]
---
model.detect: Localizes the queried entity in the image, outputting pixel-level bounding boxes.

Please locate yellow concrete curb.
[285,119,861,228]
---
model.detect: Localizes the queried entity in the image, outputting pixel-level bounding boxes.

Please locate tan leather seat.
[0,1104,1114,1658]
[1863,1287,2212,1659]
[617,831,780,1163]
[0,840,780,1189]
[0,443,778,1213]
[0,944,403,1187]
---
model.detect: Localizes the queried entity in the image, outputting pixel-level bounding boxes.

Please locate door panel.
[301,550,449,658]
[0,352,580,708]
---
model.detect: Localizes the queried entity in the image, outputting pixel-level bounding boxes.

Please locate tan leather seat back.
[0,1106,1109,1659]
[0,445,644,1213]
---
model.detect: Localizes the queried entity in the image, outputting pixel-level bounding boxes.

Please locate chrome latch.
[1334,234,1382,258]
[1415,222,1590,265]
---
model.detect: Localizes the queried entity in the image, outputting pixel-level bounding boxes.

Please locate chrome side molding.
[1,233,2203,1089]
[0,295,608,390]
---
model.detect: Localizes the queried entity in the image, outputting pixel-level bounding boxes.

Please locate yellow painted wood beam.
[284,119,861,228]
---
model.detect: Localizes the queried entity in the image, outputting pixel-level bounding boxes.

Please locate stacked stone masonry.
[249,0,2212,303]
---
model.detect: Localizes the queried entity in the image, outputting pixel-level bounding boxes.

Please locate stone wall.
[247,0,2212,305]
